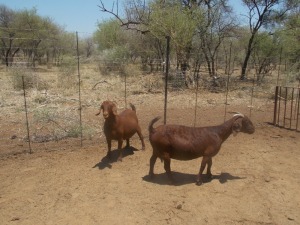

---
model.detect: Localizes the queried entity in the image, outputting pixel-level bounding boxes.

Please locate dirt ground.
[0,92,300,225]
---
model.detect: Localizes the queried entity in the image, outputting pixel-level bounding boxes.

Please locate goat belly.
[165,134,202,160]
[170,150,201,160]
[122,130,136,139]
[170,146,202,160]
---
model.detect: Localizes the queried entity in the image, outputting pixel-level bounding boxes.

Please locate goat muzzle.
[247,127,255,134]
[103,112,109,119]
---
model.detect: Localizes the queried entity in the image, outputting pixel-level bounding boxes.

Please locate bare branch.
[98,0,150,34]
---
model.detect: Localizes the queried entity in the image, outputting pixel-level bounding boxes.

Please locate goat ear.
[95,110,101,116]
[232,119,242,136]
[95,107,102,116]
[112,105,118,115]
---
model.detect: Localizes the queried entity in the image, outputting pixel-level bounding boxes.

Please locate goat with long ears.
[96,101,145,161]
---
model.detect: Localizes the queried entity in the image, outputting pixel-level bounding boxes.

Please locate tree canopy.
[0,5,78,66]
[1,1,299,85]
[96,0,299,81]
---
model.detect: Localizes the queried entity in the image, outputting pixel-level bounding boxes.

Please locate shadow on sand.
[92,146,138,170]
[142,172,245,186]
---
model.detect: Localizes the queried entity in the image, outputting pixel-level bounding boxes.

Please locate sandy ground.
[1,93,300,225]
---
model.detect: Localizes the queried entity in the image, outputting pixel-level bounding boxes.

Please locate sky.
[1,0,247,36]
[0,0,119,36]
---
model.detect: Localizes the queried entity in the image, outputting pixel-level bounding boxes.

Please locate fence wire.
[0,60,283,157]
[0,37,298,156]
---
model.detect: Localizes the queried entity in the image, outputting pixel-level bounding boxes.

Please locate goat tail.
[148,116,161,134]
[129,103,136,112]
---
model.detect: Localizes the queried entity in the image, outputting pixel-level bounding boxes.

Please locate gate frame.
[273,86,300,131]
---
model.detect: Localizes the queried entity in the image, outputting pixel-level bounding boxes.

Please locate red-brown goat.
[148,114,255,185]
[96,101,145,161]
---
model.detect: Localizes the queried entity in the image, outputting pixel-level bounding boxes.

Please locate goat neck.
[213,116,242,142]
[105,113,118,124]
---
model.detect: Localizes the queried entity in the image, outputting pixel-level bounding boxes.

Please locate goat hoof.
[117,157,123,162]
[206,174,213,181]
[206,174,212,180]
[196,180,203,186]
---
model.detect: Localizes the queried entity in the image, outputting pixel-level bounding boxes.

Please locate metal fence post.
[273,86,279,125]
[164,36,170,125]
[22,76,32,154]
[76,31,83,147]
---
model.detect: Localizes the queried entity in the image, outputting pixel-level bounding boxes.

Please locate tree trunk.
[211,56,216,77]
[241,32,256,80]
[202,46,212,76]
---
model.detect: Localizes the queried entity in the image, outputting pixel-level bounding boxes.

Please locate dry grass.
[0,62,297,154]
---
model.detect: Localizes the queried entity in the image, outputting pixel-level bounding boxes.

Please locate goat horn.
[233,112,244,117]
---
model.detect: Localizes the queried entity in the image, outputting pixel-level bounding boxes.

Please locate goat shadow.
[93,146,138,170]
[142,172,245,186]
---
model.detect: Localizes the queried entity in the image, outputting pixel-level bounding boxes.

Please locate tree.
[149,1,199,71]
[94,18,165,70]
[280,5,300,71]
[97,0,298,85]
[0,5,62,67]
[240,0,298,80]
[15,8,60,67]
[94,19,132,64]
[94,19,124,51]
[98,0,237,78]
[251,32,280,83]
[0,5,19,66]
[98,0,151,34]
[196,0,236,77]
[83,37,94,58]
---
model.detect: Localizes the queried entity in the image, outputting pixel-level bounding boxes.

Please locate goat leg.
[106,138,112,159]
[125,139,130,149]
[196,156,210,185]
[149,154,158,178]
[136,127,145,150]
[117,139,123,161]
[164,157,175,184]
[206,157,213,179]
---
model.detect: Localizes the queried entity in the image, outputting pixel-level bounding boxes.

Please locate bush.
[57,58,77,89]
[97,47,130,76]
[66,125,82,138]
[31,107,95,142]
[33,94,48,104]
[9,68,48,91]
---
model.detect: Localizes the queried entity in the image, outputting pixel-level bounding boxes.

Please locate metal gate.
[273,86,300,131]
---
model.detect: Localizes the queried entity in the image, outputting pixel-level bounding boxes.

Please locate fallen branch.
[92,80,111,90]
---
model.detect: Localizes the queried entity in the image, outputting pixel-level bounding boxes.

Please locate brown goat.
[96,101,145,161]
[148,114,255,185]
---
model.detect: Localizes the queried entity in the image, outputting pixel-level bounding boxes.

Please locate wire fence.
[0,33,299,157]
[273,86,300,131]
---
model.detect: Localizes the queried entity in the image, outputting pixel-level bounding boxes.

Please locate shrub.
[9,68,48,91]
[32,107,95,142]
[66,125,82,138]
[33,95,47,104]
[57,58,77,89]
